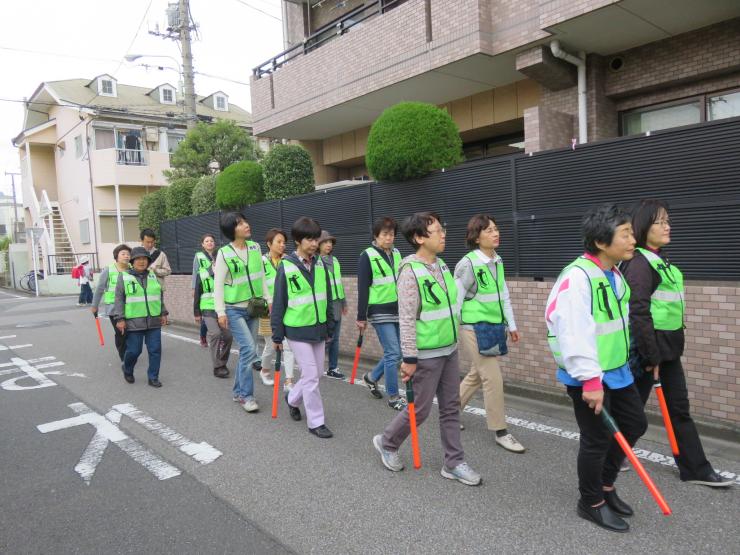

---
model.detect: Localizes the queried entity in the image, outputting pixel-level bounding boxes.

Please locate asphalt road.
[0,290,738,555]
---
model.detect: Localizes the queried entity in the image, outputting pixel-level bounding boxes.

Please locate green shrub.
[365,101,463,182]
[164,177,198,220]
[138,188,167,238]
[215,160,265,209]
[191,174,218,215]
[262,144,314,200]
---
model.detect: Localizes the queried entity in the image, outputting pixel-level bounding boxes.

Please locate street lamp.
[124,54,184,98]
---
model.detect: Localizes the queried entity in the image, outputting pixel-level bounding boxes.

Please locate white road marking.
[0,335,17,339]
[0,344,32,351]
[0,356,55,368]
[0,290,25,299]
[1,357,57,390]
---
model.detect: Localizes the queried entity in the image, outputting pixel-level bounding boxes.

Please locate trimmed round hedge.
[191,174,217,215]
[262,144,314,200]
[138,188,167,239]
[216,160,265,209]
[365,101,463,182]
[164,177,198,220]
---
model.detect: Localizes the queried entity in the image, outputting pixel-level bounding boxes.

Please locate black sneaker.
[363,373,383,399]
[252,361,262,372]
[309,424,333,439]
[285,391,302,421]
[325,368,345,380]
[123,374,135,384]
[576,500,629,533]
[684,471,734,488]
[388,397,408,411]
[148,379,162,388]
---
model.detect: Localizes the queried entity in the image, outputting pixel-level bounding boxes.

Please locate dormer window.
[97,76,117,97]
[160,86,176,105]
[102,80,113,94]
[215,95,228,111]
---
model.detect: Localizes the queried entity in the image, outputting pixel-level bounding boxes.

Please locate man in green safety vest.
[91,244,131,361]
[545,204,647,533]
[113,246,168,388]
[373,211,481,486]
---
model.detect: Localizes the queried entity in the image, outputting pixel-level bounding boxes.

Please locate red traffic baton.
[406,379,422,469]
[271,349,282,419]
[94,315,105,346]
[601,407,671,515]
[655,382,679,457]
[349,331,364,384]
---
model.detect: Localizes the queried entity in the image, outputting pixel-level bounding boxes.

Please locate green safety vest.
[198,266,215,311]
[325,256,345,301]
[365,247,402,306]
[220,242,263,304]
[195,251,213,271]
[637,248,685,331]
[548,257,630,372]
[404,258,458,351]
[263,255,281,298]
[103,263,123,305]
[121,271,162,319]
[460,251,506,325]
[282,258,328,327]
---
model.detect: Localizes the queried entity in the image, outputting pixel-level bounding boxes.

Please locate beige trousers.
[459,327,506,431]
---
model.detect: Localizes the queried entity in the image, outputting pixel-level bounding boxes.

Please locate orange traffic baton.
[655,382,679,457]
[349,330,364,384]
[271,349,282,419]
[94,315,105,346]
[601,407,671,515]
[406,379,422,469]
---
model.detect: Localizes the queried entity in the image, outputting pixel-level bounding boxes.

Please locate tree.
[262,144,314,200]
[164,177,199,220]
[215,161,265,209]
[365,101,463,182]
[191,174,218,215]
[167,120,259,178]
[138,188,167,238]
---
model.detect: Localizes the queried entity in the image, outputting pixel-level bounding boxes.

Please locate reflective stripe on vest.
[547,257,630,372]
[198,265,215,311]
[404,258,458,351]
[637,248,685,331]
[282,259,328,327]
[326,257,345,301]
[365,247,402,306]
[220,242,263,304]
[103,263,121,305]
[122,272,161,319]
[460,251,506,325]
[195,251,212,271]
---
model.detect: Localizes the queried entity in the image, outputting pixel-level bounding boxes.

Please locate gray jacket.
[112,269,168,331]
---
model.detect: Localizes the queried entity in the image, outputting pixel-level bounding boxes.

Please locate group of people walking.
[88,200,732,534]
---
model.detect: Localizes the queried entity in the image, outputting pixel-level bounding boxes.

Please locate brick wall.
[165,274,740,429]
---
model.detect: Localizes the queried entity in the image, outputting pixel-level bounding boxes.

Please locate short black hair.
[265,228,287,245]
[113,244,131,260]
[465,213,497,250]
[582,203,632,255]
[631,199,669,249]
[220,211,247,242]
[140,228,156,241]
[200,233,216,244]
[372,217,398,238]
[401,211,442,251]
[291,217,322,243]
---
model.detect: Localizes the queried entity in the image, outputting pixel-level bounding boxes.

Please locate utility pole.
[179,0,197,129]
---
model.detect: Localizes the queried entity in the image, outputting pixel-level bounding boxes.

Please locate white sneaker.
[259,371,274,386]
[242,398,259,413]
[440,462,481,486]
[283,381,294,392]
[495,433,526,453]
[373,434,404,472]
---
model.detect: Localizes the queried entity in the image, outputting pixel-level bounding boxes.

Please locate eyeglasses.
[428,227,447,236]
[653,219,671,228]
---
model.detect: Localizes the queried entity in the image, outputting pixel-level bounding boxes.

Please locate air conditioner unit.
[145,127,159,142]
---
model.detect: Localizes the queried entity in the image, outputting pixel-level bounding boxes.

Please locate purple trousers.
[287,339,326,428]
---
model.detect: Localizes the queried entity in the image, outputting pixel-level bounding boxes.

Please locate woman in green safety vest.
[192,234,218,348]
[271,217,336,439]
[318,230,347,380]
[194,233,233,380]
[91,244,131,361]
[622,199,733,488]
[454,214,525,454]
[214,212,270,414]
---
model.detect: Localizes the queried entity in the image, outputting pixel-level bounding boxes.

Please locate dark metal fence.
[160,116,740,281]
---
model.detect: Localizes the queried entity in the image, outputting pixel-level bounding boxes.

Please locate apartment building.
[13,75,251,271]
[250,0,740,185]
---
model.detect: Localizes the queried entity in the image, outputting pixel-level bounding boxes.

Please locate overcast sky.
[0,0,284,197]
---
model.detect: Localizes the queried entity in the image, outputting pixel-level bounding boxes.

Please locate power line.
[233,0,282,22]
[0,46,120,64]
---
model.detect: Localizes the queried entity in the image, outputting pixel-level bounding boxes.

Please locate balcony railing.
[117,148,146,166]
[253,0,406,78]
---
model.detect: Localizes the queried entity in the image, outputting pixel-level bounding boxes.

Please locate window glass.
[80,219,90,244]
[216,96,226,109]
[99,215,139,243]
[162,88,174,103]
[167,133,184,153]
[95,129,115,150]
[74,135,83,158]
[102,80,113,95]
[708,90,740,121]
[622,101,701,135]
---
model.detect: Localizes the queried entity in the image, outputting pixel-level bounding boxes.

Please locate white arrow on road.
[0,357,85,390]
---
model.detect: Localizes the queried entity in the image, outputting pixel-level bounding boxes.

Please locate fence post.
[510,157,520,277]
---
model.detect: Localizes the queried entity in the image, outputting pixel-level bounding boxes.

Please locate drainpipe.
[550,40,587,144]
[85,118,100,266]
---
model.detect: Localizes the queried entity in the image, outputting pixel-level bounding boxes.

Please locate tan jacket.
[148,249,172,291]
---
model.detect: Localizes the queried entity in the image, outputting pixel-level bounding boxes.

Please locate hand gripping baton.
[271,349,282,419]
[94,314,105,346]
[349,331,364,384]
[655,381,679,457]
[406,379,422,469]
[600,407,671,515]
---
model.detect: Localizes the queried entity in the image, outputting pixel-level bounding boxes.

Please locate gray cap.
[129,246,152,262]
[318,230,336,244]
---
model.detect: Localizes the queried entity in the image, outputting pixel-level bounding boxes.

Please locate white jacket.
[544,258,629,384]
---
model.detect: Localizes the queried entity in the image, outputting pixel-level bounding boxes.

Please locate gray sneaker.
[440,462,481,486]
[242,398,259,413]
[373,434,404,472]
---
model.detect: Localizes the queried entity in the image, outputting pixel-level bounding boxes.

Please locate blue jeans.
[78,283,93,304]
[369,322,401,396]
[226,307,259,400]
[123,328,162,380]
[326,318,341,370]
[199,319,208,340]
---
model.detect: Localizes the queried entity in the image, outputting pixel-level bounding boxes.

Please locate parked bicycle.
[20,270,44,293]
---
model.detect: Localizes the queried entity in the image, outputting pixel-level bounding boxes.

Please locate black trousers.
[109,316,126,361]
[567,383,647,505]
[634,358,713,481]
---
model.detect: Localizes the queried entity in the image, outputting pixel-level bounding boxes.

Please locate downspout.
[85,117,100,265]
[550,40,587,144]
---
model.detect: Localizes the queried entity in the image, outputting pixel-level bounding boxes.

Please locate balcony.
[90,148,170,187]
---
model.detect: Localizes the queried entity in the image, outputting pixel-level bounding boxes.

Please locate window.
[160,87,175,105]
[463,134,525,160]
[95,128,115,150]
[80,219,90,245]
[708,90,740,121]
[215,95,227,111]
[0,224,7,236]
[163,88,173,103]
[74,135,84,158]
[98,77,117,97]
[167,133,185,153]
[102,80,113,95]
[99,215,139,243]
[622,100,701,136]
